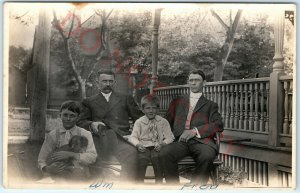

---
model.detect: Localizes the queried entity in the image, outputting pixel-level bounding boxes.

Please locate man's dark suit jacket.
[166,95,224,151]
[77,92,143,137]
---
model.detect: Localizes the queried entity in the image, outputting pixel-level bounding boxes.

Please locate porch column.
[150,9,162,94]
[30,9,51,141]
[268,10,285,146]
[268,9,284,187]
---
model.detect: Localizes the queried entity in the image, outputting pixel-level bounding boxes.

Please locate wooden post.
[150,9,162,95]
[29,9,51,141]
[268,10,285,146]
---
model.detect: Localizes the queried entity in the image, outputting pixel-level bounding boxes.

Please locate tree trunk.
[213,62,225,81]
[29,10,51,141]
[79,79,87,99]
[212,10,242,81]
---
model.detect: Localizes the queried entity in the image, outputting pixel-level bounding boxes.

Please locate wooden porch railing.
[154,76,292,146]
[154,76,293,187]
[279,76,293,146]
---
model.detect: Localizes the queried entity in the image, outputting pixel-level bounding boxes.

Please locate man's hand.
[154,144,161,152]
[50,151,76,162]
[136,144,146,152]
[90,121,106,134]
[44,162,67,174]
[179,130,196,143]
[154,142,166,152]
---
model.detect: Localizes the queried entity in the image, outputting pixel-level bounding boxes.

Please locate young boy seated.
[38,100,97,182]
[45,135,90,179]
[128,95,175,183]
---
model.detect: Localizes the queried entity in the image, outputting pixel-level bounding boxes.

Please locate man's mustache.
[104,86,112,90]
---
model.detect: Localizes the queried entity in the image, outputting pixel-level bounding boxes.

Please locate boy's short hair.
[60,100,81,114]
[189,69,206,81]
[141,94,160,109]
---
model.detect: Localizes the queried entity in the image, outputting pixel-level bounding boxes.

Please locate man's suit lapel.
[182,95,190,116]
[193,95,208,113]
[107,92,121,112]
[95,93,109,108]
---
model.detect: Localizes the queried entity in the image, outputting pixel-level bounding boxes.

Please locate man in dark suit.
[77,70,143,183]
[160,69,223,185]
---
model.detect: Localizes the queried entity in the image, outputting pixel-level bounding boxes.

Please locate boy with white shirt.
[128,95,174,183]
[38,100,97,181]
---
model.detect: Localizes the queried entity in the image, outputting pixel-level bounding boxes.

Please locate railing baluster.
[288,81,293,135]
[207,86,210,101]
[254,83,259,131]
[258,161,262,184]
[249,160,253,182]
[218,85,221,110]
[240,157,244,170]
[239,84,244,129]
[282,172,287,187]
[244,84,249,130]
[245,159,249,180]
[266,82,270,132]
[283,81,289,134]
[232,156,235,170]
[212,86,215,102]
[226,85,230,128]
[249,84,254,131]
[288,172,292,187]
[260,83,265,132]
[234,84,239,129]
[263,162,267,186]
[221,85,226,127]
[254,160,258,183]
[237,157,240,170]
[230,85,234,129]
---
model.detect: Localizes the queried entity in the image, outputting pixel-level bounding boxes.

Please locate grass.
[6,141,43,188]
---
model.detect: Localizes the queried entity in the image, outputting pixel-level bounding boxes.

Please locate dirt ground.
[5,142,243,190]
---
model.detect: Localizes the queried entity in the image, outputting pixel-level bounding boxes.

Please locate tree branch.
[87,51,104,79]
[15,10,30,19]
[52,10,66,40]
[105,9,113,20]
[231,10,243,34]
[67,10,76,39]
[81,13,96,26]
[210,10,229,30]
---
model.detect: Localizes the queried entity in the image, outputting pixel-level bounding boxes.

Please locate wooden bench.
[91,132,228,185]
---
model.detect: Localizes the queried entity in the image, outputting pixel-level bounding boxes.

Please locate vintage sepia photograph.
[3,2,296,190]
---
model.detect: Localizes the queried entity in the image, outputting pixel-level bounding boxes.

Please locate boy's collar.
[59,125,77,133]
[140,115,162,124]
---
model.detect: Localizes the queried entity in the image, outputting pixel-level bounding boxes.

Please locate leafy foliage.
[227,17,275,79]
[218,166,248,184]
[9,45,32,72]
[109,10,152,73]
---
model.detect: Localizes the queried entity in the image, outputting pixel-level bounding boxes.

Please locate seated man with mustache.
[77,70,143,184]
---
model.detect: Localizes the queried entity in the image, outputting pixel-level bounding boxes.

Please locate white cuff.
[193,127,201,138]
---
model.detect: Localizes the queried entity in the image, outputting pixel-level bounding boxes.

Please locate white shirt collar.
[59,125,77,133]
[190,91,202,99]
[140,115,162,125]
[101,92,112,102]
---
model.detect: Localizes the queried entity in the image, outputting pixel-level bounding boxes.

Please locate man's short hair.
[189,69,206,81]
[60,100,81,114]
[97,69,115,78]
[141,94,160,109]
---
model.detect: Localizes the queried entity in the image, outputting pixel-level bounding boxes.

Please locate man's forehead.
[188,74,203,80]
[99,74,115,80]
